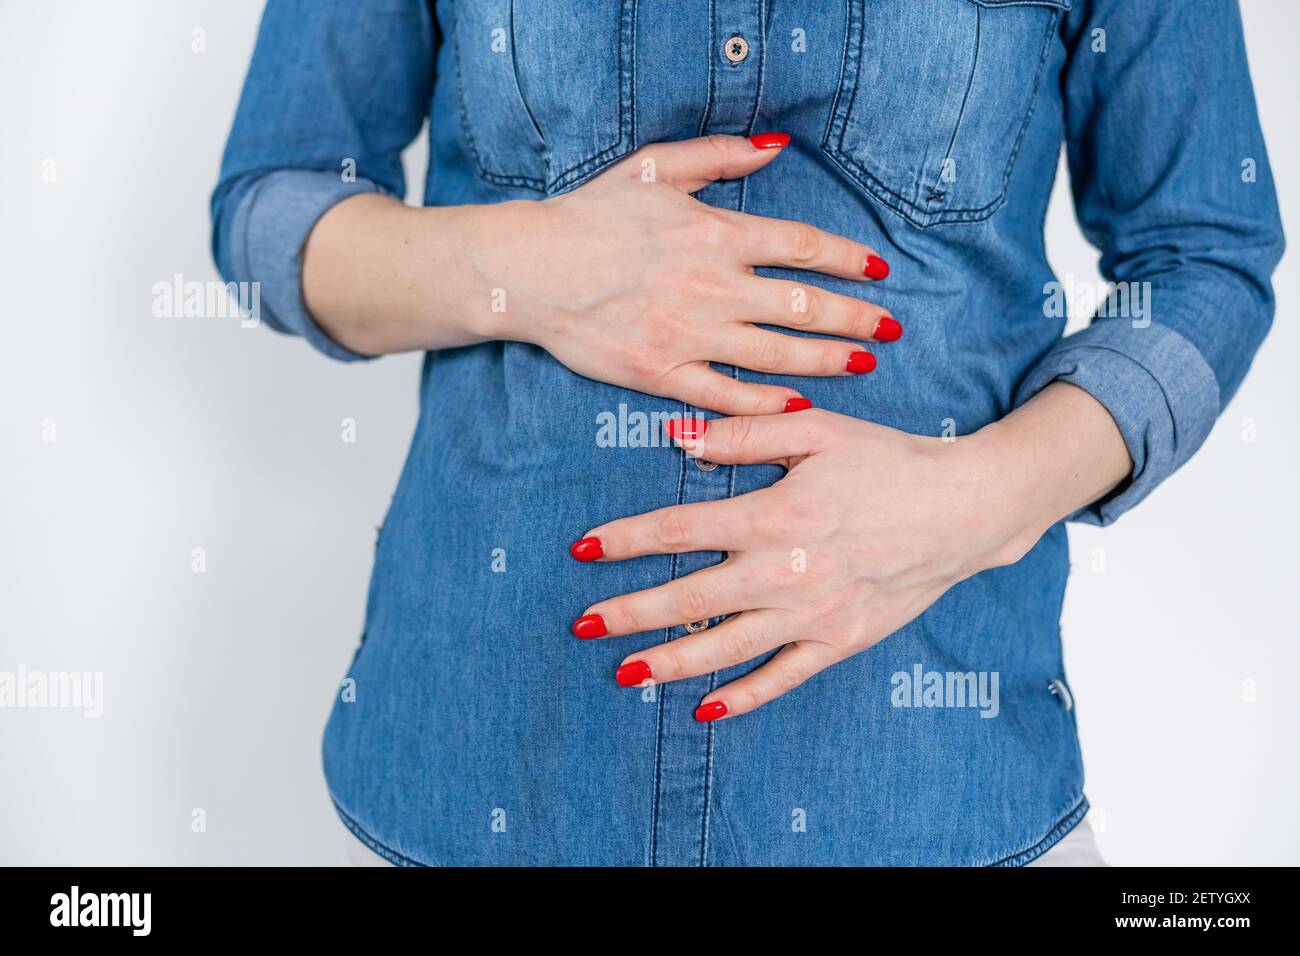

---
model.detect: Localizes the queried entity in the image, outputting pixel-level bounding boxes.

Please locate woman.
[212,0,1282,866]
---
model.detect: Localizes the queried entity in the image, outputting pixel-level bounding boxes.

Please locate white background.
[1,0,1295,865]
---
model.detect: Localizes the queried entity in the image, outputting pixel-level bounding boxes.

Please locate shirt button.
[694,457,719,472]
[685,619,709,633]
[723,35,749,63]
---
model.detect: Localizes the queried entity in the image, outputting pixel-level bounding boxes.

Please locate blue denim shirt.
[212,0,1282,865]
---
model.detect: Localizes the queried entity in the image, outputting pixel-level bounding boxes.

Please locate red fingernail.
[570,537,603,562]
[665,418,708,440]
[846,351,877,374]
[616,660,652,687]
[749,131,791,150]
[695,700,728,722]
[783,397,813,413]
[864,255,890,280]
[573,614,607,639]
[873,316,902,342]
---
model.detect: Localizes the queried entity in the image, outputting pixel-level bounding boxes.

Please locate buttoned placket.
[649,0,766,869]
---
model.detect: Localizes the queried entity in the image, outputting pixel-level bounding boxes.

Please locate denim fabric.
[212,0,1283,865]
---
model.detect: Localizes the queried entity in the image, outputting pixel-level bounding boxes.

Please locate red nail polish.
[665,418,708,440]
[570,537,603,562]
[616,660,652,687]
[864,255,890,280]
[783,397,813,413]
[846,351,877,374]
[573,614,607,639]
[749,131,791,150]
[695,700,728,722]
[873,317,902,342]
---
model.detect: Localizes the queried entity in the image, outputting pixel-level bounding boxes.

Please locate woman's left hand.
[569,406,1062,721]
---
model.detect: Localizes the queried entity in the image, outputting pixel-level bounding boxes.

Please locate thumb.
[636,132,790,193]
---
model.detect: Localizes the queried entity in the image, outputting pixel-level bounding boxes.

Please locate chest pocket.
[823,0,1068,227]
[450,0,636,195]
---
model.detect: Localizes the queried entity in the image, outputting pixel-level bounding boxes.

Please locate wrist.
[962,420,1057,569]
[451,199,543,345]
[961,382,1134,570]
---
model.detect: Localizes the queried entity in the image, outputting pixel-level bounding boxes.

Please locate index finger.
[721,210,891,281]
[575,492,777,562]
[622,133,788,193]
[669,410,825,467]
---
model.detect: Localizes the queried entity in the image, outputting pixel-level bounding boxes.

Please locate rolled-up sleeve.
[209,0,437,361]
[1015,0,1284,525]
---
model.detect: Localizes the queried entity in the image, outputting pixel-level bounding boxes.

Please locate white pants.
[342,818,1105,867]
[1025,818,1107,866]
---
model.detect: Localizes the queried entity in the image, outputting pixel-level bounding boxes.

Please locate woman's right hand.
[304,134,897,414]
[462,134,899,414]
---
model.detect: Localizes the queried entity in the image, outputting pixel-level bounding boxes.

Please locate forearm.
[975,381,1133,560]
[301,193,503,356]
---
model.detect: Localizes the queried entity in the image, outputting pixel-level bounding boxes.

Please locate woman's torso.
[324,0,1087,865]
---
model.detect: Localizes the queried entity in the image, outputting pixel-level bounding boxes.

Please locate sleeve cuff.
[230,170,389,362]
[1014,319,1220,526]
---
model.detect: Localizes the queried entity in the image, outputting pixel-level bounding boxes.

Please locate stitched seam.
[989,794,1090,867]
[699,640,719,865]
[451,10,545,191]
[931,6,982,206]
[821,0,859,153]
[698,0,716,137]
[745,0,768,145]
[839,0,865,152]
[330,794,433,867]
[546,0,637,194]
[629,0,638,152]
[698,0,771,866]
[649,599,666,866]
[508,1,546,148]
[549,140,633,193]
[699,453,740,867]
[996,6,1060,200]
[969,0,1069,9]
[650,425,689,867]
[830,142,1008,220]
